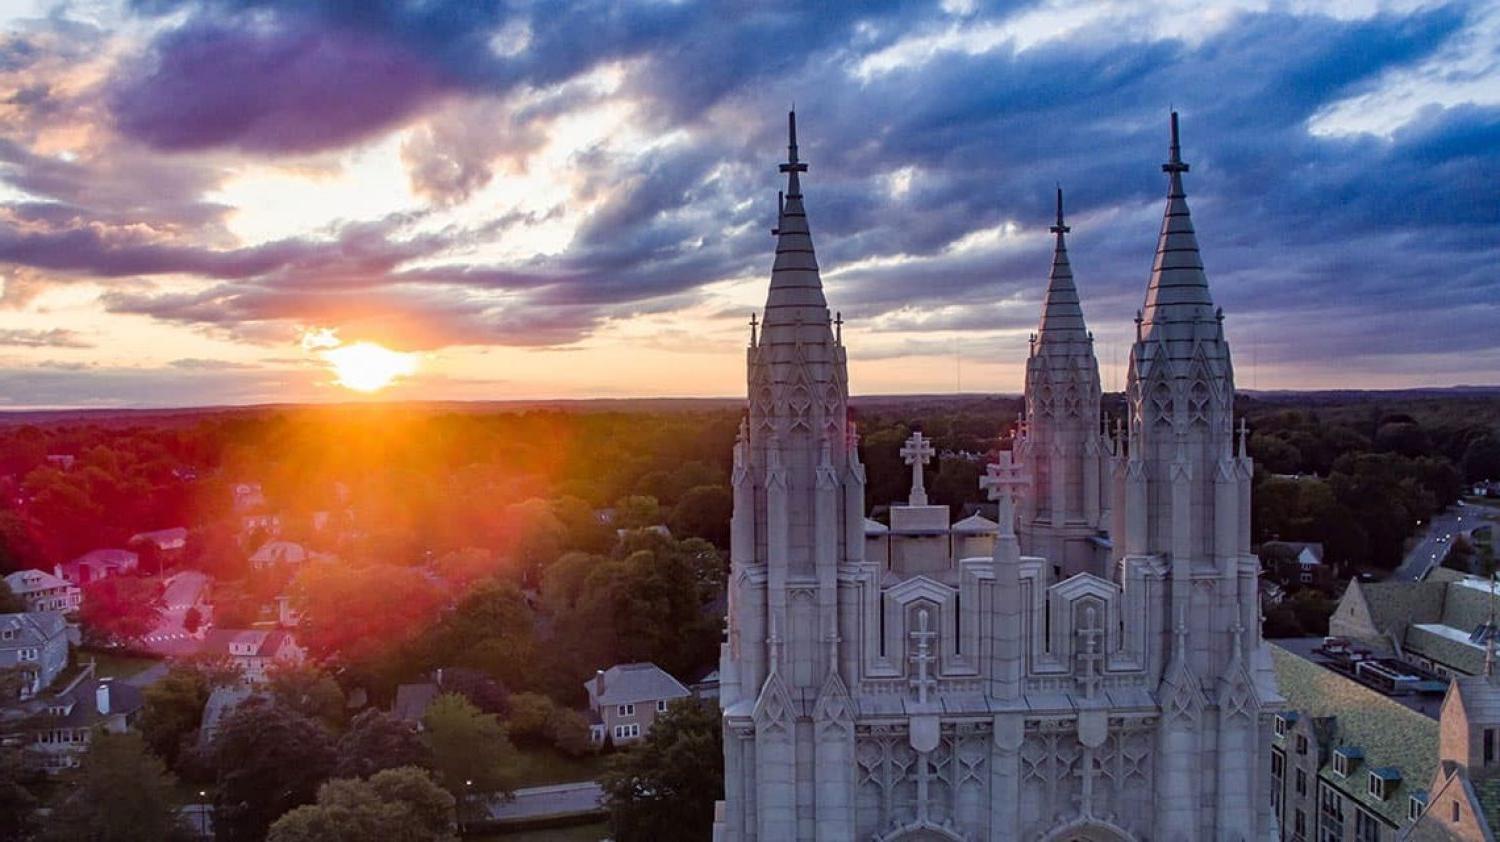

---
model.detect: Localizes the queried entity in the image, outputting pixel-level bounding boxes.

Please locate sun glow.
[304,332,419,393]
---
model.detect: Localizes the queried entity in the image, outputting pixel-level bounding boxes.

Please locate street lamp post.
[197,790,207,837]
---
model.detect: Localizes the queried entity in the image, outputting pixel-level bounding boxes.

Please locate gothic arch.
[1037,817,1139,842]
[873,821,968,842]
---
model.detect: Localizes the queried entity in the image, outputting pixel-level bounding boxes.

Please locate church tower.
[1116,112,1265,841]
[717,111,1278,842]
[1016,188,1111,579]
[719,111,865,841]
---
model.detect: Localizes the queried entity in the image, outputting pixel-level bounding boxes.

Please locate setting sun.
[323,341,419,392]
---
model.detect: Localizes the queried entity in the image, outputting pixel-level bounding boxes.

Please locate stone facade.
[716,112,1281,841]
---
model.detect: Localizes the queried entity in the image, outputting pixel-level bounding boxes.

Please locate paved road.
[1391,502,1497,582]
[486,782,604,821]
[140,570,211,657]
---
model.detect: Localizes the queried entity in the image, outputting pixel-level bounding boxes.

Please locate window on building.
[617,703,635,717]
[1297,734,1309,755]
[1320,783,1346,841]
[1486,729,1495,766]
[1271,749,1285,780]
[1409,793,1427,822]
[1296,768,1308,797]
[1452,800,1461,823]
[1294,809,1306,840]
[1,630,12,641]
[1354,809,1381,842]
[1334,752,1349,777]
[657,699,667,713]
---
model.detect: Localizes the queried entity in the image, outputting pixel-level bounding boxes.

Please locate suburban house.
[1,665,145,773]
[128,527,188,556]
[1261,540,1333,590]
[249,539,309,571]
[0,612,69,699]
[57,548,138,585]
[1329,569,1500,678]
[3,570,81,614]
[203,629,305,682]
[584,662,690,745]
[1270,644,1437,840]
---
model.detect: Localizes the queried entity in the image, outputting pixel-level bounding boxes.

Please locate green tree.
[335,709,432,780]
[547,706,593,757]
[212,699,337,842]
[79,576,165,645]
[601,700,723,842]
[422,693,519,824]
[668,485,733,548]
[614,495,661,530]
[266,766,455,842]
[42,731,186,842]
[0,580,25,614]
[506,692,556,745]
[140,665,215,770]
[0,746,37,840]
[267,664,345,727]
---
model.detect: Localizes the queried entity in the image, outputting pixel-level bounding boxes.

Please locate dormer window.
[1275,713,1297,738]
[1368,767,1400,801]
[1409,790,1428,822]
[1333,746,1363,777]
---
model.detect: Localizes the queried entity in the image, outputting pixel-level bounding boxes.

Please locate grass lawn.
[471,822,609,841]
[513,747,609,788]
[79,648,162,680]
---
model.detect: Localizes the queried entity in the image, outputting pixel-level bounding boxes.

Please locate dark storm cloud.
[0,0,1494,380]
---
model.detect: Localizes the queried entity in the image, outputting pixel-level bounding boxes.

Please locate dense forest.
[0,391,1495,701]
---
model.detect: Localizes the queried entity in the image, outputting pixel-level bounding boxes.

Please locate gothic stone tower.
[717,113,1280,842]
[1016,188,1112,581]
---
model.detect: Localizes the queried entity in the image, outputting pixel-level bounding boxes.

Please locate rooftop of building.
[1272,642,1438,828]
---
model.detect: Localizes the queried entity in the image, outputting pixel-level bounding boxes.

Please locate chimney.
[435,667,444,689]
[96,678,111,716]
[595,669,606,697]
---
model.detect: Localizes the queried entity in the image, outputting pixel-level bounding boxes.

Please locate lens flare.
[323,341,418,392]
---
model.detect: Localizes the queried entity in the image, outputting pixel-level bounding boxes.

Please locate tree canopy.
[266,766,455,842]
[601,700,724,842]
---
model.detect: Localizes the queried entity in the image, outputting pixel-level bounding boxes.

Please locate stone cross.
[1075,606,1105,700]
[908,608,938,705]
[980,449,1029,537]
[900,432,936,506]
[749,312,758,346]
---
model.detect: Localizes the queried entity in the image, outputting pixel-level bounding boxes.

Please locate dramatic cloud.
[0,0,1493,405]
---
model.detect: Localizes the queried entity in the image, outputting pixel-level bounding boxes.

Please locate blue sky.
[0,0,1496,406]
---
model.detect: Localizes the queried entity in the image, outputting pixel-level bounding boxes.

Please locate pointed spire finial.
[1050,185,1070,235]
[749,312,758,347]
[779,110,808,196]
[1164,110,1190,174]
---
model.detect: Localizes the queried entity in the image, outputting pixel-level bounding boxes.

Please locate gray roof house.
[1,664,144,773]
[4,569,81,615]
[584,662,691,745]
[0,612,69,699]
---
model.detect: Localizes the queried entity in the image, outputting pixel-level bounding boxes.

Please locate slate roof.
[198,685,256,749]
[1406,625,1488,675]
[863,518,889,535]
[1271,643,1438,827]
[202,628,297,658]
[4,570,72,596]
[0,611,66,645]
[586,662,690,707]
[1359,580,1447,634]
[128,527,187,549]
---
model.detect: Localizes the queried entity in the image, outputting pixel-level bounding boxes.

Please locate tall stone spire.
[762,110,831,344]
[1017,186,1109,578]
[1038,187,1087,343]
[1141,112,1217,345]
[1120,111,1254,705]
